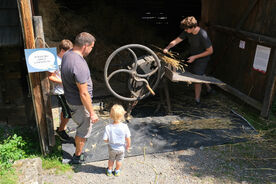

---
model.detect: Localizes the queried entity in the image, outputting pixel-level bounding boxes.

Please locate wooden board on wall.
[201,0,276,103]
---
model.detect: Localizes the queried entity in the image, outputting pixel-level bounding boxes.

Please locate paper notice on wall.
[253,45,271,74]
[239,40,245,49]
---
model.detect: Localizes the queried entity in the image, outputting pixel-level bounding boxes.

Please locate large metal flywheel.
[104,44,161,101]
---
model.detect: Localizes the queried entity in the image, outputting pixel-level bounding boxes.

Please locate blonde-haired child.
[103,104,131,176]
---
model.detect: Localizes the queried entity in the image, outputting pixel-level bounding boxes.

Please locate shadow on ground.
[72,164,106,174]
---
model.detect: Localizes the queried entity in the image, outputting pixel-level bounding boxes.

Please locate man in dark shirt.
[163,16,213,104]
[61,32,98,164]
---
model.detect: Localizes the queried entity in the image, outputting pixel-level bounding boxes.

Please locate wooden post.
[163,78,171,114]
[261,49,276,118]
[33,16,55,147]
[17,0,49,155]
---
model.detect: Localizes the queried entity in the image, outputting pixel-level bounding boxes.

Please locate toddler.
[103,104,131,176]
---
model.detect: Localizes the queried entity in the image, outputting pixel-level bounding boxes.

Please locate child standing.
[103,104,131,176]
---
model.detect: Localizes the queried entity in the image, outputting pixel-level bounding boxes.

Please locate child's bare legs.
[115,161,122,171]
[108,160,114,170]
[58,112,69,131]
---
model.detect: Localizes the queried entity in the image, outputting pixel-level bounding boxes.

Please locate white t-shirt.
[50,56,64,95]
[103,122,131,151]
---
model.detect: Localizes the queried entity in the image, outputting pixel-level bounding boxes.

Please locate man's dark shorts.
[56,94,72,119]
[188,59,209,75]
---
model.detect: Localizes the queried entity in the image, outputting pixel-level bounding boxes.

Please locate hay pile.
[170,118,234,131]
[38,0,166,74]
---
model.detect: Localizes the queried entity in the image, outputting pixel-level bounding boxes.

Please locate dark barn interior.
[1,1,276,183]
[0,0,276,127]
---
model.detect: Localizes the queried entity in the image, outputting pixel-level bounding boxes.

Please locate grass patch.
[219,89,276,133]
[0,169,18,184]
[199,90,276,184]
[41,138,72,174]
[0,125,72,183]
[42,157,71,174]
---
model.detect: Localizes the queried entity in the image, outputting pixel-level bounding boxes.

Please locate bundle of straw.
[156,52,186,72]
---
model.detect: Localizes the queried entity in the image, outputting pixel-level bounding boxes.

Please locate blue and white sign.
[24,48,58,73]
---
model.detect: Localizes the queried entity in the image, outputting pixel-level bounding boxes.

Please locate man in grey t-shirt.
[163,16,213,105]
[61,32,98,164]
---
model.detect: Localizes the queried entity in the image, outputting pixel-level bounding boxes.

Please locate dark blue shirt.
[61,50,93,105]
[179,28,212,62]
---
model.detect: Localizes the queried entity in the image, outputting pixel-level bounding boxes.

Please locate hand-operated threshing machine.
[104,44,224,117]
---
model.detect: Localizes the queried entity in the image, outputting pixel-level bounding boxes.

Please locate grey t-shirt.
[61,50,93,105]
[179,28,212,62]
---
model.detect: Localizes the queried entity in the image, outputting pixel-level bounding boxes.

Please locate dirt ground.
[40,145,275,184]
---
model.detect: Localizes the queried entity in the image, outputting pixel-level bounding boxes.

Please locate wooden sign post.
[33,16,55,147]
[17,0,55,155]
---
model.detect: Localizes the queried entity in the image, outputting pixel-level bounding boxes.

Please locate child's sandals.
[106,169,112,176]
[114,169,121,176]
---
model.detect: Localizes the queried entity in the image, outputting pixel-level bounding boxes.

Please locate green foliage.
[0,125,72,184]
[0,134,26,174]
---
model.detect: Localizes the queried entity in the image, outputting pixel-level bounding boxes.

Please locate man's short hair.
[58,39,73,52]
[180,16,198,29]
[110,104,126,121]
[74,32,96,47]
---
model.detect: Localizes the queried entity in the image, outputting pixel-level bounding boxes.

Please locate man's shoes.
[204,89,215,97]
[70,153,85,164]
[195,99,201,106]
[56,128,71,143]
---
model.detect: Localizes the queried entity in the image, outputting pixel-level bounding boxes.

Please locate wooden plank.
[2,72,21,79]
[163,78,171,113]
[211,25,276,47]
[261,49,276,118]
[33,16,55,147]
[0,105,28,125]
[17,0,49,155]
[218,84,262,111]
[235,0,259,30]
[0,50,21,61]
[165,66,225,85]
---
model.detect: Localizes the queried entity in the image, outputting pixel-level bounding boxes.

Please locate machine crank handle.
[146,84,155,96]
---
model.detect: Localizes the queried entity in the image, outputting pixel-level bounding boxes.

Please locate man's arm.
[48,72,62,84]
[76,82,98,123]
[186,46,213,63]
[163,37,183,53]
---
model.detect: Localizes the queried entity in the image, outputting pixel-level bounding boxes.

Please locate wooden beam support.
[211,25,276,47]
[261,49,276,118]
[236,0,259,30]
[17,0,49,155]
[217,84,262,111]
[33,16,55,147]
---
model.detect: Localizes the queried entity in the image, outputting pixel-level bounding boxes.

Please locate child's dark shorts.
[108,145,125,162]
[56,94,72,119]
